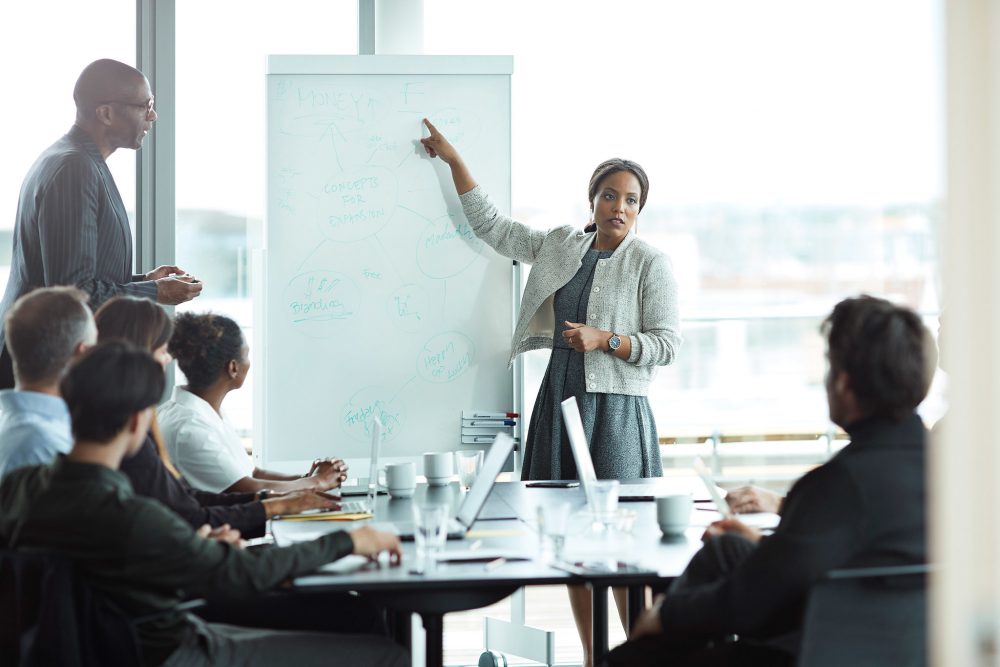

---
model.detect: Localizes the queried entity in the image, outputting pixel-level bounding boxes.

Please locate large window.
[173,0,358,429]
[0,1,136,297]
[426,0,945,440]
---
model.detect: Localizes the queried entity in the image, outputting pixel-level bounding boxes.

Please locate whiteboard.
[258,55,515,465]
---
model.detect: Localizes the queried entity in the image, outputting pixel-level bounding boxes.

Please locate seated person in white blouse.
[158,312,348,494]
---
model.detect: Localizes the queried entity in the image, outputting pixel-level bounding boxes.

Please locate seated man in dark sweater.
[0,342,408,667]
[604,295,935,666]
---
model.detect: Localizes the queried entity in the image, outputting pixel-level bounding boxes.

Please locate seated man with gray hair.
[0,286,95,479]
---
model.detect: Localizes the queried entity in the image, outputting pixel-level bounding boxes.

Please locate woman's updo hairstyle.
[584,158,650,233]
[169,312,244,391]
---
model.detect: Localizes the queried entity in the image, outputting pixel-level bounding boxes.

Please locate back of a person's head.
[5,286,93,386]
[60,341,164,443]
[822,295,937,420]
[169,312,243,391]
[94,296,172,352]
[73,58,144,118]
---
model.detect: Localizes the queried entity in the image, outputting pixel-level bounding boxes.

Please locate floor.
[442,586,630,666]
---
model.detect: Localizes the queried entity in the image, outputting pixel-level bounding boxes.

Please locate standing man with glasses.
[0,58,203,388]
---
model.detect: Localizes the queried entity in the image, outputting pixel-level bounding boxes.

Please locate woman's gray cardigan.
[460,186,681,397]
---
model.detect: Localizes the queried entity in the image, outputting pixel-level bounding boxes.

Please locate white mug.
[385,461,416,498]
[656,493,693,536]
[423,452,454,486]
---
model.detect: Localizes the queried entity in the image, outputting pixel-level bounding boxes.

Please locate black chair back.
[798,564,930,667]
[0,549,142,666]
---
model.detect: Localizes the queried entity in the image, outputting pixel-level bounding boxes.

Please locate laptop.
[338,416,388,499]
[392,433,516,541]
[692,456,733,517]
[326,417,383,514]
[559,396,663,503]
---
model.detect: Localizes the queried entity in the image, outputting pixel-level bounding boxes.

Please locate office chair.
[798,563,931,667]
[0,549,141,666]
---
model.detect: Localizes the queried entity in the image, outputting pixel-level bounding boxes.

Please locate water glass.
[537,501,572,562]
[456,450,484,490]
[413,503,449,568]
[589,479,620,524]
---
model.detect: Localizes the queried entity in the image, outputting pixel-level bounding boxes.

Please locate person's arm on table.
[655,465,865,640]
[726,486,784,514]
[126,503,402,602]
[225,460,347,494]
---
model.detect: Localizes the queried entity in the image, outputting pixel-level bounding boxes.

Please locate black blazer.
[119,436,267,539]
[659,412,927,641]
[0,125,157,351]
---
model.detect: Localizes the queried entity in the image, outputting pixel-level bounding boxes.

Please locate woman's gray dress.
[521,248,662,481]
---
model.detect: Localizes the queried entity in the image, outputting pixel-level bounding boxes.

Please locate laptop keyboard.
[338,500,369,514]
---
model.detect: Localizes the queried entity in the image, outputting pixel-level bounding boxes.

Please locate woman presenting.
[420,119,680,480]
[421,120,680,665]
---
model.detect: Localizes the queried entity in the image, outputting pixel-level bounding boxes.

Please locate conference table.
[270,478,768,666]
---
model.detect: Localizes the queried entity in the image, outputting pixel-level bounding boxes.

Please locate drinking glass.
[589,479,620,525]
[456,450,484,491]
[413,502,449,569]
[536,501,572,562]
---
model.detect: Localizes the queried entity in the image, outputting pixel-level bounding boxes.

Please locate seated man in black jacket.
[604,295,936,666]
[0,342,408,667]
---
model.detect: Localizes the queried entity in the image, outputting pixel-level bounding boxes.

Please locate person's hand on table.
[419,118,462,165]
[155,273,203,305]
[350,526,403,565]
[629,593,665,640]
[196,523,245,549]
[262,490,341,518]
[725,485,783,514]
[562,321,611,353]
[703,518,762,544]
[308,457,348,478]
[309,459,349,490]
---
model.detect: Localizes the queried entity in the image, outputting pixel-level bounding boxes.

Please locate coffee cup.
[656,493,693,536]
[385,462,416,499]
[423,451,454,487]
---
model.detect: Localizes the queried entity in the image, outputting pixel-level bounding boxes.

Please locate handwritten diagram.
[264,61,512,460]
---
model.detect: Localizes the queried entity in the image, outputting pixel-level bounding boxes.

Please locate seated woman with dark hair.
[96,297,338,538]
[157,311,347,495]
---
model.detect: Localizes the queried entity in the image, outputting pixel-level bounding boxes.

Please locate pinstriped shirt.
[0,125,157,349]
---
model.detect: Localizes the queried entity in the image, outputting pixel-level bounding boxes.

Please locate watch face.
[609,335,621,350]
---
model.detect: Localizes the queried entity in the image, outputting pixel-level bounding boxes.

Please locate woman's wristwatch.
[607,333,621,352]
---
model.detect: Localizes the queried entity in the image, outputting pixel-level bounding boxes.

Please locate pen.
[484,557,507,572]
[473,412,519,418]
[470,420,516,427]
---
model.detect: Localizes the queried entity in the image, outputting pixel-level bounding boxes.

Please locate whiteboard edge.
[266,54,513,76]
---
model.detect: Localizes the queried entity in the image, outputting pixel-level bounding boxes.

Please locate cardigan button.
[588,373,595,379]
[593,286,600,293]
[588,383,596,390]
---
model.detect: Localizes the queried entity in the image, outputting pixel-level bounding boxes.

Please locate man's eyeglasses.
[101,98,155,116]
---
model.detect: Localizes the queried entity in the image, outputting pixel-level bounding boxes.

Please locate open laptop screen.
[455,433,515,529]
[366,417,382,511]
[560,397,599,510]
